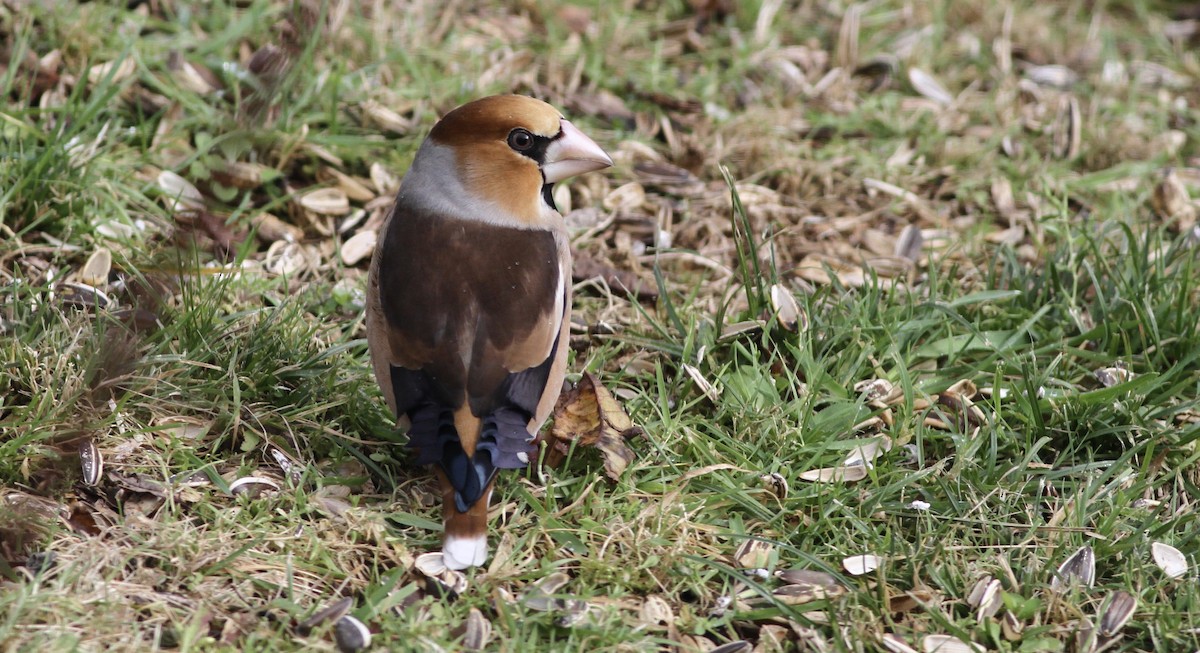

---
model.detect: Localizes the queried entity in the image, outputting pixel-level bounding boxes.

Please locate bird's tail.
[437,467,493,570]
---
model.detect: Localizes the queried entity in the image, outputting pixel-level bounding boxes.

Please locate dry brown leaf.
[545,372,643,480]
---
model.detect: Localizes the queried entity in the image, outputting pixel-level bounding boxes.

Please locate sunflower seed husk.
[967,576,1002,620]
[1151,168,1196,226]
[228,476,281,498]
[842,554,882,576]
[1052,95,1081,160]
[769,284,803,332]
[799,465,869,483]
[639,595,674,626]
[56,282,111,310]
[881,634,920,653]
[757,472,788,500]
[341,229,378,266]
[251,213,303,243]
[157,170,204,213]
[771,584,825,605]
[334,615,372,652]
[709,641,752,653]
[1024,64,1078,88]
[776,569,839,588]
[854,378,895,402]
[414,552,448,577]
[360,100,409,134]
[297,596,353,636]
[79,440,103,486]
[80,248,112,286]
[922,634,982,653]
[682,363,721,402]
[369,163,400,197]
[300,188,351,216]
[734,538,774,569]
[1051,545,1095,591]
[522,572,571,611]
[1094,367,1133,387]
[460,607,491,650]
[907,68,953,106]
[1001,611,1023,640]
[1151,541,1187,578]
[843,436,893,467]
[1099,590,1137,636]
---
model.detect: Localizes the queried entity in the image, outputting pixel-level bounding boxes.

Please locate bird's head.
[404,95,613,227]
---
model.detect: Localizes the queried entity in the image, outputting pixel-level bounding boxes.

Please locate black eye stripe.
[507,128,553,164]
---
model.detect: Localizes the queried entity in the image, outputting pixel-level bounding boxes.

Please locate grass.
[2,0,1200,651]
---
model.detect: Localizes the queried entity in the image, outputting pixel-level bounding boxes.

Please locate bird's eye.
[507,128,534,152]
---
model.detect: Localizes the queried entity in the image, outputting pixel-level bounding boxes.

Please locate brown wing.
[366,202,568,487]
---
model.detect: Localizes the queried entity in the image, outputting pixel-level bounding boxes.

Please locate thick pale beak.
[541,120,613,184]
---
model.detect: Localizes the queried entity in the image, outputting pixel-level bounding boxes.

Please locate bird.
[366,95,612,570]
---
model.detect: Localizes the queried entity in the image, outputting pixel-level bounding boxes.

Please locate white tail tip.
[443,535,488,570]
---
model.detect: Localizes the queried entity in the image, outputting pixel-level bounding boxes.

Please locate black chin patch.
[542,183,556,210]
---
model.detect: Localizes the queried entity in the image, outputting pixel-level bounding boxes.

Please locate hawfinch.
[366,95,613,570]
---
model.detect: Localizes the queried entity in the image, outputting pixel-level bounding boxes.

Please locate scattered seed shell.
[341,229,378,266]
[298,597,354,636]
[682,363,721,402]
[80,248,112,286]
[776,569,839,587]
[894,224,924,262]
[229,476,281,498]
[854,376,892,403]
[907,68,953,106]
[369,163,400,196]
[414,552,448,577]
[1051,545,1096,591]
[881,634,920,653]
[799,465,868,483]
[1052,95,1081,160]
[157,170,205,213]
[733,539,774,569]
[1024,64,1078,88]
[334,615,372,652]
[461,607,491,650]
[769,284,803,332]
[522,572,571,611]
[759,472,788,499]
[300,188,351,216]
[251,213,303,243]
[1001,611,1023,640]
[842,554,882,576]
[922,634,982,653]
[639,595,674,626]
[771,584,825,605]
[1099,590,1137,636]
[1151,542,1187,578]
[843,436,893,467]
[967,577,1002,620]
[79,440,103,486]
[1094,367,1133,387]
[709,641,752,653]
